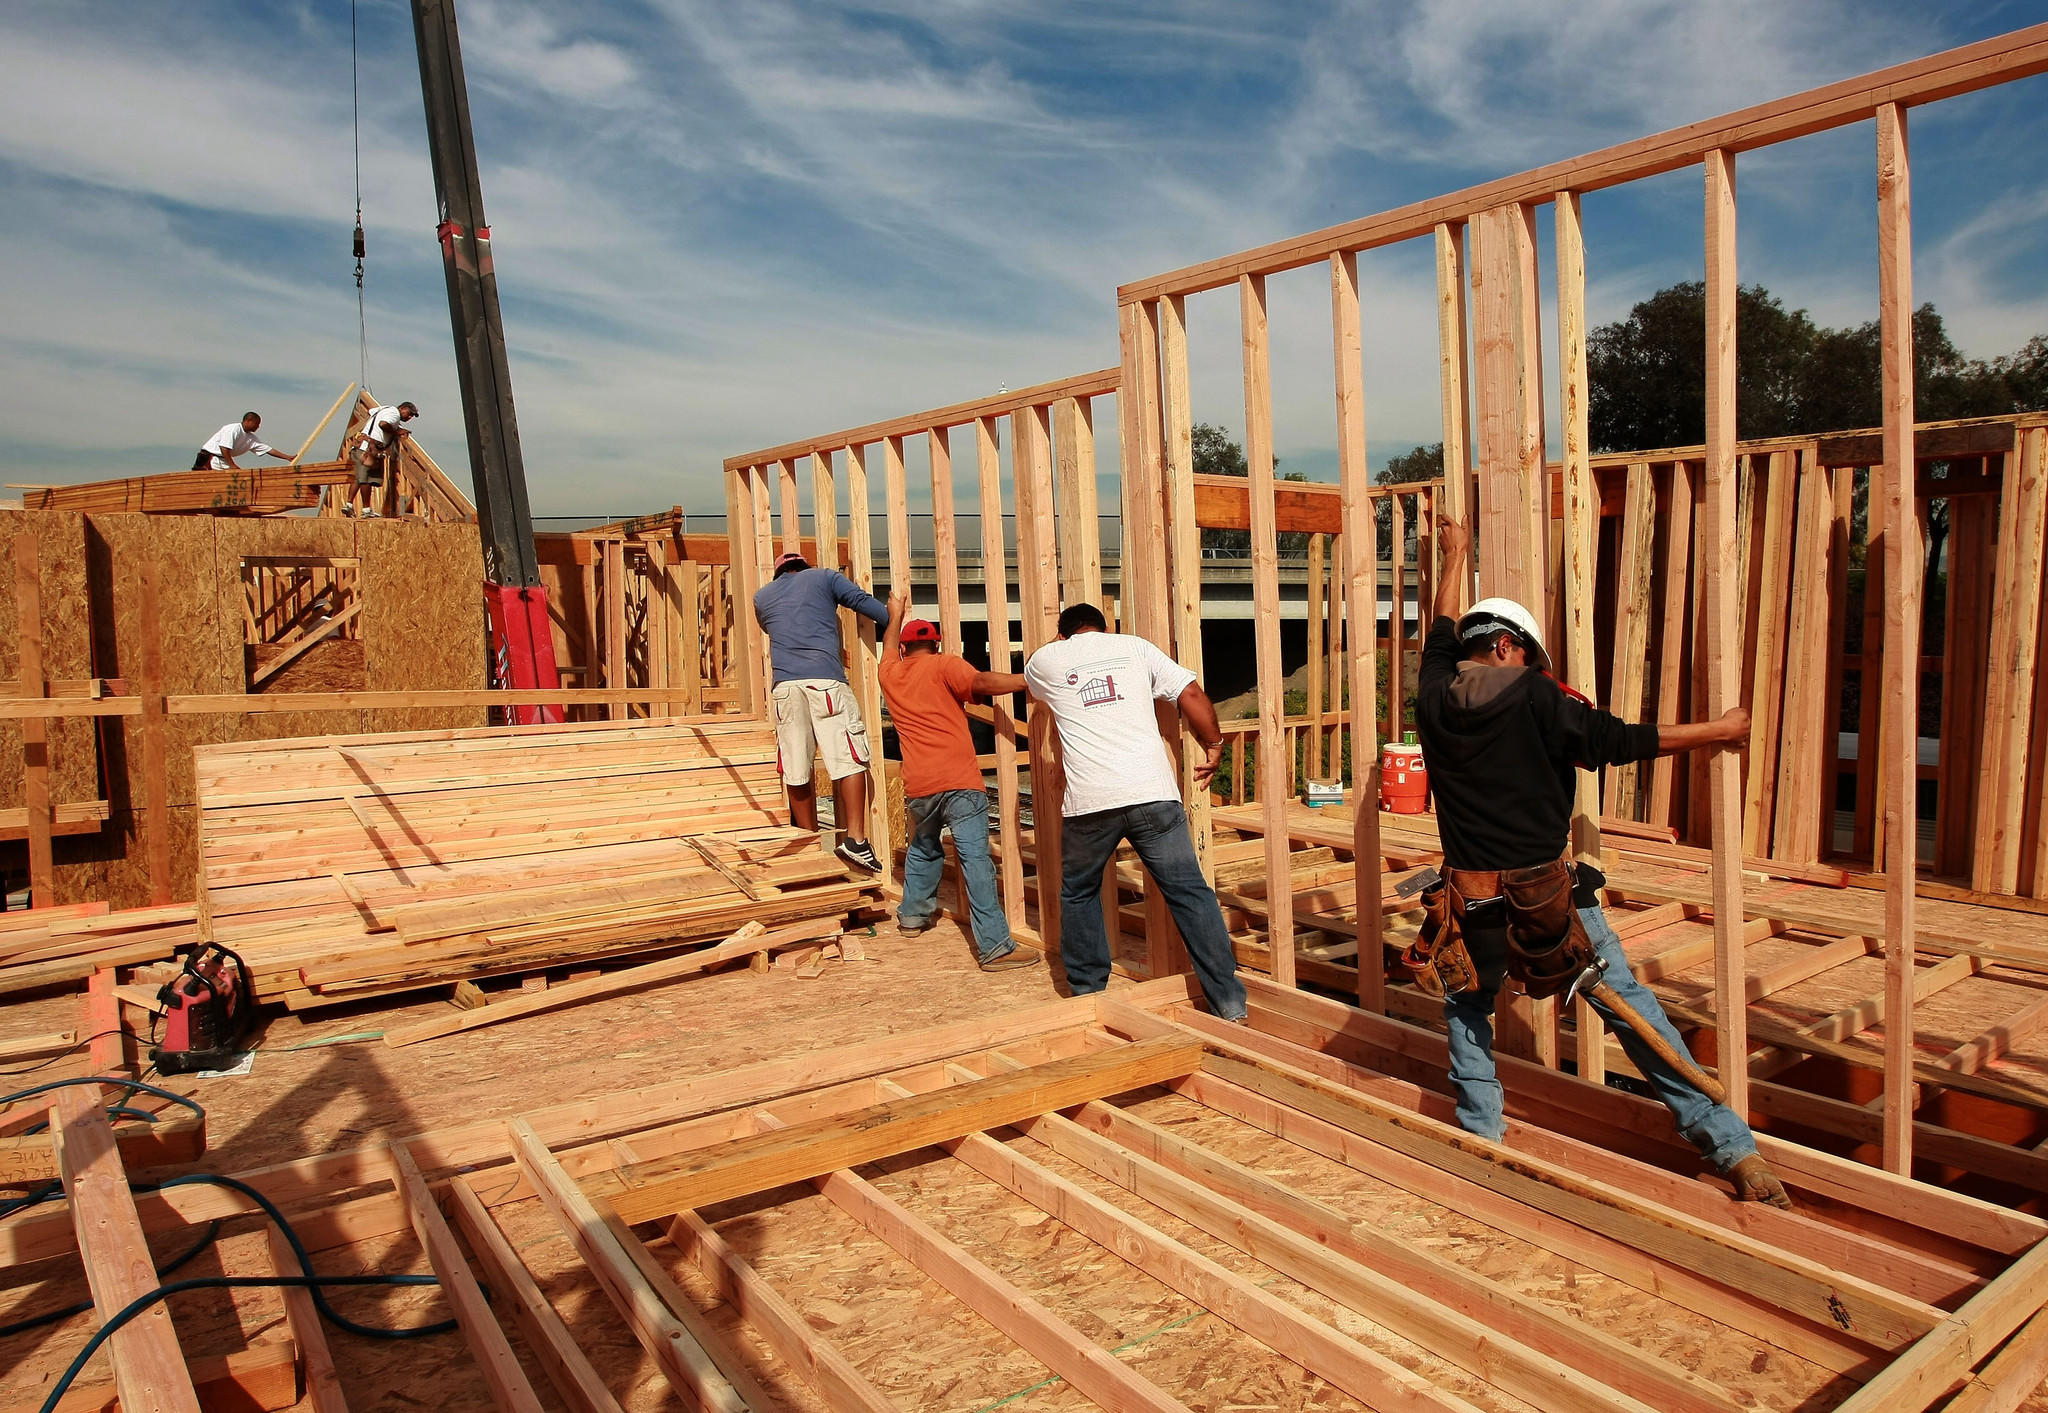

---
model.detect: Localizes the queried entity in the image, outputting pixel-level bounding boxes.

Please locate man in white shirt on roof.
[349,401,418,514]
[192,413,293,471]
[1022,603,1245,1022]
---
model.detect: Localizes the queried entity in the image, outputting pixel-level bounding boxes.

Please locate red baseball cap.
[901,618,940,644]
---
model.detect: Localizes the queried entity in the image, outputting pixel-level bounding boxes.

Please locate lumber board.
[264,1224,347,1413]
[590,1034,1201,1222]
[49,1084,201,1413]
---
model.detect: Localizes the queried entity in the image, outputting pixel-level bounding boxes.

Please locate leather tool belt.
[1500,856,1595,1000]
[1401,856,1601,1002]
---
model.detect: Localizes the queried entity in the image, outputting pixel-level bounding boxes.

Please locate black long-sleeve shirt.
[1415,615,1660,871]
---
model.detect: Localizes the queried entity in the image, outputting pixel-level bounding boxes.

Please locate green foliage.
[1378,442,1443,485]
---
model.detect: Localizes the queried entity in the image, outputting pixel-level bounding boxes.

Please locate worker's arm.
[1656,709,1749,756]
[266,447,294,461]
[829,571,890,629]
[882,587,909,659]
[1175,682,1226,786]
[1432,517,1470,625]
[971,671,1026,698]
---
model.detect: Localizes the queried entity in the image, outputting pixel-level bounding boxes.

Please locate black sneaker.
[835,838,883,875]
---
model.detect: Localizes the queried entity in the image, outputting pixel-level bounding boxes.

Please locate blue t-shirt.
[752,567,889,686]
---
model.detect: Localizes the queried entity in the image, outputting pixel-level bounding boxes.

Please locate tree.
[1379,442,1442,484]
[1190,422,1310,557]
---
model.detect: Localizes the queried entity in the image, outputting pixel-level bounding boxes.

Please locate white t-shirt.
[1023,631,1197,818]
[361,405,406,447]
[200,422,275,469]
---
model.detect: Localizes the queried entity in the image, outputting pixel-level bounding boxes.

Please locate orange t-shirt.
[878,651,984,799]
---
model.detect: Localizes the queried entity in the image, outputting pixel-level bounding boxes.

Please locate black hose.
[0,1221,222,1339]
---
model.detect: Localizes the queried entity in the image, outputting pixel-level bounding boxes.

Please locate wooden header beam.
[1117,23,2048,303]
[723,367,1119,471]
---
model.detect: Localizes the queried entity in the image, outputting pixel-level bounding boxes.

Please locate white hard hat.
[1457,597,1549,672]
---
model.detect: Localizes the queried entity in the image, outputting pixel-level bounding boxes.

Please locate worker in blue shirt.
[752,552,891,873]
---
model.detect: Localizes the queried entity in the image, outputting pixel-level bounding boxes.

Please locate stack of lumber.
[193,716,882,1008]
[0,903,199,997]
[20,462,355,515]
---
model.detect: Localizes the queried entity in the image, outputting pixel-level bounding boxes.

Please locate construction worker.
[1022,604,1245,1020]
[878,587,1040,971]
[193,413,293,471]
[1410,517,1790,1207]
[753,550,889,874]
[349,401,418,514]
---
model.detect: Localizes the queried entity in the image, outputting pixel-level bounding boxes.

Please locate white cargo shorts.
[771,678,871,784]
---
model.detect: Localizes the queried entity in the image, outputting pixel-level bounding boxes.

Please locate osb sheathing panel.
[0,510,99,810]
[209,518,371,751]
[84,514,232,811]
[359,518,487,734]
[51,804,200,907]
[537,557,589,680]
[252,637,367,694]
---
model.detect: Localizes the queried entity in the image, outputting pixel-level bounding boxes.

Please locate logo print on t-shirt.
[1079,674,1122,707]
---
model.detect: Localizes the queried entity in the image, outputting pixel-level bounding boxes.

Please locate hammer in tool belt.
[1564,954,1727,1106]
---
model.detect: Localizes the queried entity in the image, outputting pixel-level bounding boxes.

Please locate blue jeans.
[900,789,1014,964]
[1444,903,1758,1172]
[1059,799,1246,1021]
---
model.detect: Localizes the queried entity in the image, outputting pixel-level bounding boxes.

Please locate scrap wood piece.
[1,1334,301,1413]
[590,1034,1203,1224]
[1192,1046,1942,1351]
[48,1083,201,1413]
[388,1143,545,1413]
[1,1113,205,1187]
[381,918,833,1048]
[1831,1235,2048,1413]
[508,1120,760,1413]
[684,836,764,900]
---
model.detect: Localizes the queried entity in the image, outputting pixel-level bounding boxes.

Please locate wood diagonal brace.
[750,1109,1195,1413]
[587,1034,1202,1224]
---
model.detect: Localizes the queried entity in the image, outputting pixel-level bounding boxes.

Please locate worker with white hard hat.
[1407,517,1791,1209]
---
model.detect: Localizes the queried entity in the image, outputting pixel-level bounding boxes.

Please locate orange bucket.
[1380,742,1429,814]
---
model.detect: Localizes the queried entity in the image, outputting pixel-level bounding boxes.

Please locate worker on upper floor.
[1022,604,1245,1022]
[878,586,1039,972]
[753,550,890,875]
[193,412,293,471]
[349,401,418,513]
[1409,515,1790,1208]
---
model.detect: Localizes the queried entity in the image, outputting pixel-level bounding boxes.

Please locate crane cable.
[351,0,370,398]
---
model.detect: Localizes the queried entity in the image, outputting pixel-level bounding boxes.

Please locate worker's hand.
[1191,738,1224,786]
[887,586,911,620]
[1717,706,1751,745]
[1437,517,1472,563]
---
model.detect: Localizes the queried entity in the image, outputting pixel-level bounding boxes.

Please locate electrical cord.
[0,1221,221,1339]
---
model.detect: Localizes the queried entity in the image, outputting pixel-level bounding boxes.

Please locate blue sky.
[3,1,2047,518]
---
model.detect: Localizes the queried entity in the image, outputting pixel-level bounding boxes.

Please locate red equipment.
[485,583,565,725]
[152,945,255,1075]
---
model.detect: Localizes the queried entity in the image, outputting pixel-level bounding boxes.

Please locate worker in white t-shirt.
[1022,604,1245,1021]
[349,401,418,515]
[192,413,293,471]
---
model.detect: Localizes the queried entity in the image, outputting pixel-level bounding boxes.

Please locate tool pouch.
[1502,857,1594,1000]
[1400,878,1481,999]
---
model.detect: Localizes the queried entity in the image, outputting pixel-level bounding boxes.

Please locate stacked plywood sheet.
[192,716,879,1008]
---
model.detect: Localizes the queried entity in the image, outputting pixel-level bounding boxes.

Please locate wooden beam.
[592,1034,1199,1222]
[1701,148,1749,1119]
[509,1120,754,1412]
[1013,401,1064,967]
[842,444,891,860]
[1161,295,1213,903]
[1877,101,1921,1175]
[1434,222,1473,562]
[446,1178,623,1413]
[777,457,801,555]
[1115,26,2048,302]
[389,1143,545,1413]
[974,415,1027,936]
[1332,251,1386,1014]
[1557,189,1602,868]
[1241,273,1294,984]
[50,1084,201,1413]
[15,531,51,905]
[1974,428,2048,891]
[927,428,963,655]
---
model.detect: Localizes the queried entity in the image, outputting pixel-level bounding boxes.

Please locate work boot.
[978,945,1041,973]
[1727,1154,1793,1210]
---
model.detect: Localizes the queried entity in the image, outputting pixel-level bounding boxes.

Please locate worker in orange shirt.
[877,586,1040,971]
